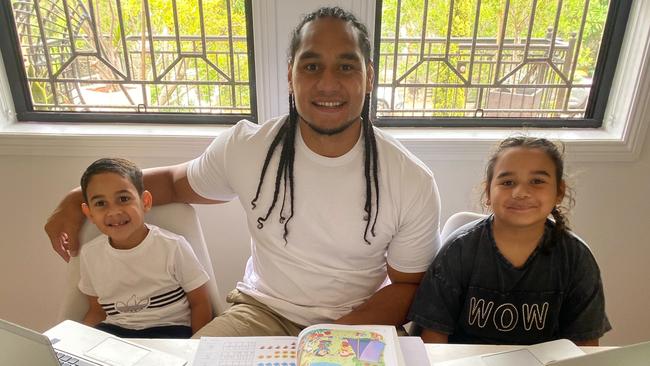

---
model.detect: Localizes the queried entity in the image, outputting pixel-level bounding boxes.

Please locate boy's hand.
[83,296,107,327]
[44,189,85,262]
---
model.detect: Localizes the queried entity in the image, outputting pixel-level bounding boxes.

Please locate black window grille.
[0,0,256,124]
[372,0,632,127]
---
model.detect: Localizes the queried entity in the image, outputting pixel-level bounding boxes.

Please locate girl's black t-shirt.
[408,216,611,344]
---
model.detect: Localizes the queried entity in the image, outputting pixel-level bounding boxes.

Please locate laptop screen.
[0,319,60,366]
[549,341,650,366]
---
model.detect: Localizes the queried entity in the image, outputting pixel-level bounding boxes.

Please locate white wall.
[1,130,649,346]
[1,0,649,347]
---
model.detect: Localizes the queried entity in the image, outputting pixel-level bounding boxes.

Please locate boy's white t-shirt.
[78,224,209,330]
[187,116,441,326]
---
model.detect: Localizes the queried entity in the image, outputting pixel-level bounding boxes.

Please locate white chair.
[440,211,487,242]
[58,203,226,322]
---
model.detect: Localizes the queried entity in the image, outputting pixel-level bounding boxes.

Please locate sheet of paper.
[399,336,430,366]
[192,337,298,366]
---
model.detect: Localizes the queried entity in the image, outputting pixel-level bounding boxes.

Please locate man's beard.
[300,114,361,136]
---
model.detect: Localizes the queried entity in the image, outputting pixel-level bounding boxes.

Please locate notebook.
[0,318,187,366]
[434,338,650,366]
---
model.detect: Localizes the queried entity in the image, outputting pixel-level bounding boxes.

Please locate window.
[0,0,255,123]
[372,0,632,127]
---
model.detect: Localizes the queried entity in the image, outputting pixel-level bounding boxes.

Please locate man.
[45,7,441,337]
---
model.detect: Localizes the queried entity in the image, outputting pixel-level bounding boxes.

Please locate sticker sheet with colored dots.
[192,337,298,366]
[255,342,298,366]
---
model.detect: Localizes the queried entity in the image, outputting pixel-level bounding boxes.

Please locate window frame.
[0,0,648,164]
[371,0,633,128]
[0,0,258,124]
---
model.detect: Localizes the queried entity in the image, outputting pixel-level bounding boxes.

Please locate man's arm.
[142,163,221,206]
[186,284,213,334]
[334,265,424,326]
[45,162,222,261]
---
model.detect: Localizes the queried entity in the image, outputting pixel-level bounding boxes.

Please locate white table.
[133,338,612,366]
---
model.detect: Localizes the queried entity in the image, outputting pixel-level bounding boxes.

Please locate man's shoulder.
[228,115,286,140]
[372,126,433,179]
[209,116,288,158]
[371,126,409,155]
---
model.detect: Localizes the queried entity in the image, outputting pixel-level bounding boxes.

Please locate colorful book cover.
[298,327,388,365]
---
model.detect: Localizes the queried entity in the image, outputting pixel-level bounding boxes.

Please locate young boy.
[78,158,212,338]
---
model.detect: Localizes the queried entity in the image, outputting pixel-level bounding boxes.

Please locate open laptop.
[435,338,650,366]
[548,340,650,366]
[0,318,187,366]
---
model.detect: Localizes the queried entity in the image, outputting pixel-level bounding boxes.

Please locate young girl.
[408,137,611,345]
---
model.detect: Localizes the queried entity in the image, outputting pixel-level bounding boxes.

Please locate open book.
[192,324,406,366]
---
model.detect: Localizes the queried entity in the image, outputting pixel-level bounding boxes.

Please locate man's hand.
[335,265,425,326]
[44,189,85,262]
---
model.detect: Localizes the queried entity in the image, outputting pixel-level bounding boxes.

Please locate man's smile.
[312,100,346,108]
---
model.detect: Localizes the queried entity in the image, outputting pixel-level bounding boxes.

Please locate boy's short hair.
[80,158,144,203]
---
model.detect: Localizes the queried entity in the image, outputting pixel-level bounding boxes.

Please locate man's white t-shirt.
[187,116,441,325]
[79,224,209,329]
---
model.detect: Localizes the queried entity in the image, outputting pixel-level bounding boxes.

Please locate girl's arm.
[421,329,449,343]
[408,240,466,343]
[82,296,106,327]
[574,339,599,346]
[560,241,611,344]
[186,284,213,334]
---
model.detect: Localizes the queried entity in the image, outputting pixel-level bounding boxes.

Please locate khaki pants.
[192,289,305,338]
